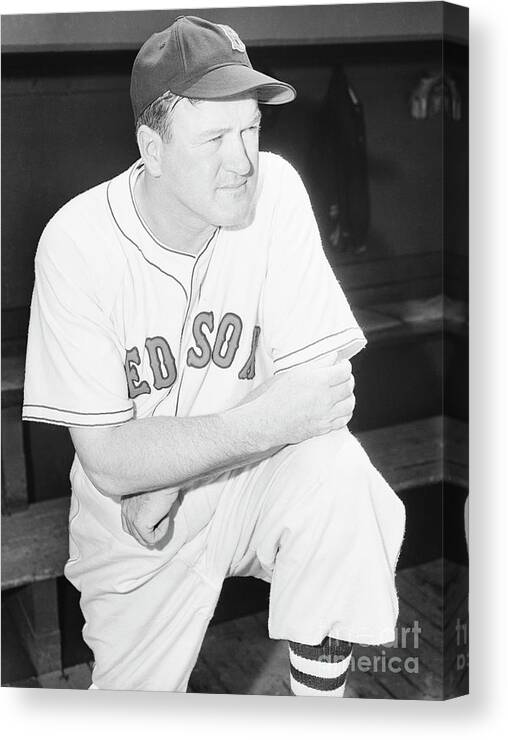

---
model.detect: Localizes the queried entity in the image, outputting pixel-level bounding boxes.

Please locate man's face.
[159,94,261,229]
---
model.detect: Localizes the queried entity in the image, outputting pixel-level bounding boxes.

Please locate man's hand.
[121,487,180,547]
[245,359,355,448]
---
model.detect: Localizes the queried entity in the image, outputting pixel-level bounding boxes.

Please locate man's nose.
[223,134,252,177]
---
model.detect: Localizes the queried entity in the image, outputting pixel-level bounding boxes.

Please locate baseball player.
[22,16,405,696]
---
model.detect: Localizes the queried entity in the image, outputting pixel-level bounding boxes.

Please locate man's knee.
[288,428,368,501]
[282,428,404,540]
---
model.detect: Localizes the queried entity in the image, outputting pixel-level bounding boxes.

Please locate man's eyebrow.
[199,126,230,139]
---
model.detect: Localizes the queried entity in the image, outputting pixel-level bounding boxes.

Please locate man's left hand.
[121,487,180,547]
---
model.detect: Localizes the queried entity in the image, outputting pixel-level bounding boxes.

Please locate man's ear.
[136,125,164,177]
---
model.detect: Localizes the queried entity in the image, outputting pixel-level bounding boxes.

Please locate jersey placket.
[173,230,219,417]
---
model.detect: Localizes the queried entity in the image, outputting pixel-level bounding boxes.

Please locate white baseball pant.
[65,427,405,692]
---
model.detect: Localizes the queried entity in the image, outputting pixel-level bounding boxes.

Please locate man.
[22,16,405,695]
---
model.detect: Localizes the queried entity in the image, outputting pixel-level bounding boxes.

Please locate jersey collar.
[107,160,219,282]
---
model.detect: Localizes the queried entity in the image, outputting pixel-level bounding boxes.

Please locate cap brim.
[175,65,296,105]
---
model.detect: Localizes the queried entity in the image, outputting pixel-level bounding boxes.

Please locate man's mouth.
[218,181,247,190]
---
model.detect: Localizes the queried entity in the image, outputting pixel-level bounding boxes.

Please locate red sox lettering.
[124,310,261,398]
[187,311,243,369]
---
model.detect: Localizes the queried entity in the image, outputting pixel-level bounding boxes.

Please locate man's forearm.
[71,359,354,498]
[78,400,278,497]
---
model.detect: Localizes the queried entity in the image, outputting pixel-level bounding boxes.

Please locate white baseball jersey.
[23,151,365,435]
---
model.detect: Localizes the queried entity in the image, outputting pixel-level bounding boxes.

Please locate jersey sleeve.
[261,158,367,373]
[22,218,134,427]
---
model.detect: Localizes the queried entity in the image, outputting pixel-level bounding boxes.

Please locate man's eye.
[241,125,261,138]
[207,135,222,143]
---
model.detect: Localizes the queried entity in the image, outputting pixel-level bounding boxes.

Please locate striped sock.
[288,637,353,697]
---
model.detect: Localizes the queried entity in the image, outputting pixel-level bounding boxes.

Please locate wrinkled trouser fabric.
[65,428,406,692]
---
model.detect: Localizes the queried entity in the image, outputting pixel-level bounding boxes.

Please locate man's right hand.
[248,359,355,447]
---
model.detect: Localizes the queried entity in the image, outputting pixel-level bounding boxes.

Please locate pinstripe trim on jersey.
[129,164,196,259]
[273,340,363,374]
[273,347,338,374]
[106,181,189,301]
[273,329,356,363]
[273,328,365,365]
[23,404,132,416]
[167,229,220,418]
[22,404,133,427]
[22,416,132,428]
[273,329,367,374]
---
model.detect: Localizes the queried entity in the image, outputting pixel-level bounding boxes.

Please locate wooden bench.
[1,297,468,678]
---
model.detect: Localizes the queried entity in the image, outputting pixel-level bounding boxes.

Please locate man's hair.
[135,90,201,140]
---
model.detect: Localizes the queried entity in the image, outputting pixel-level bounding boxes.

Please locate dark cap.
[130,16,296,119]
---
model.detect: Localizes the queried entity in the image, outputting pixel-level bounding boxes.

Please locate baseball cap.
[130,16,296,120]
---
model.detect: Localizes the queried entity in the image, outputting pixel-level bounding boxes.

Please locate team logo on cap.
[218,24,246,53]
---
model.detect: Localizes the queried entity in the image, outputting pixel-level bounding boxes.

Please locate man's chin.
[214,203,256,230]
